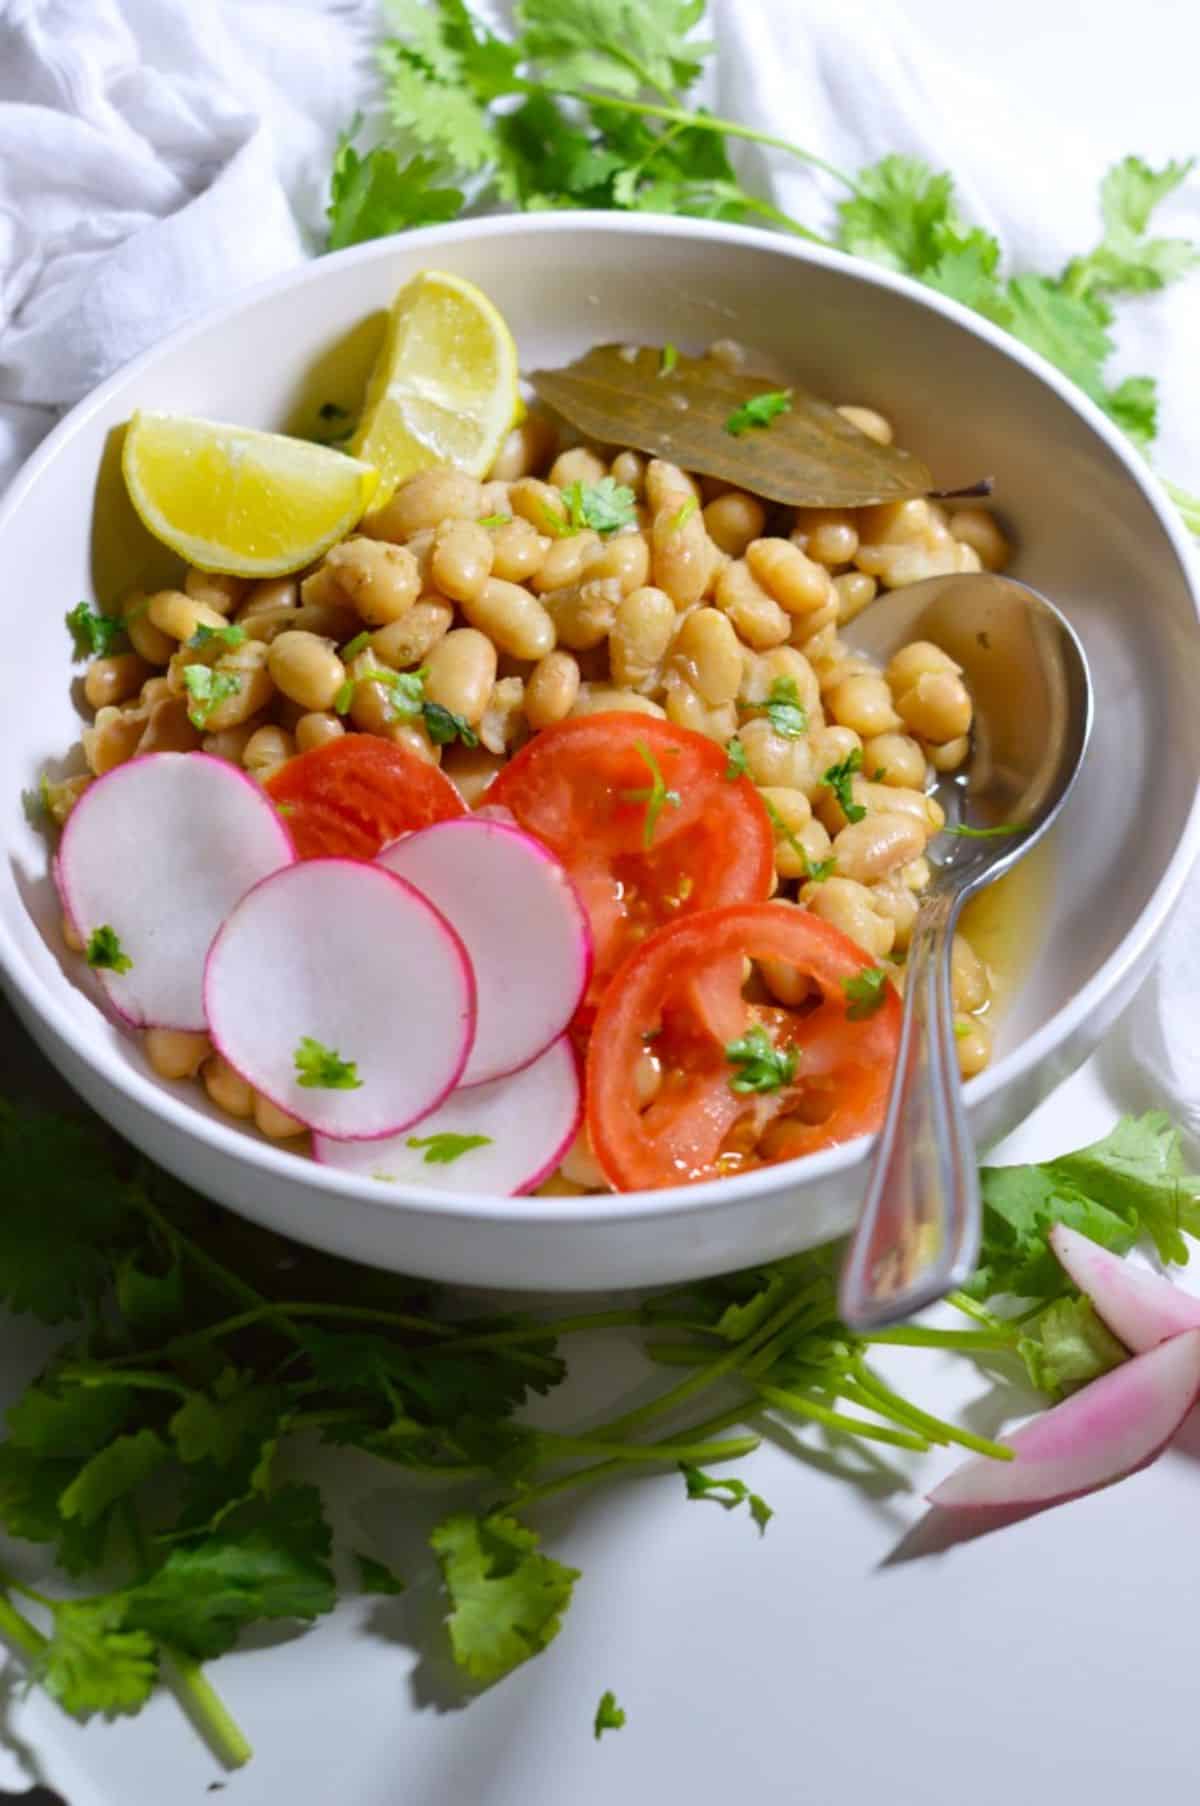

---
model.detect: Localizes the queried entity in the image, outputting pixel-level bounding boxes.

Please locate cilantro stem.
[0,1566,52,1611]
[56,1365,192,1397]
[754,1384,930,1452]
[849,1365,1013,1461]
[575,92,861,195]
[0,1590,49,1663]
[862,1325,1019,1351]
[102,1299,459,1366]
[130,1189,306,1348]
[511,1405,755,1511]
[946,1290,1008,1330]
[538,1430,760,1466]
[163,1651,253,1769]
[437,1308,647,1353]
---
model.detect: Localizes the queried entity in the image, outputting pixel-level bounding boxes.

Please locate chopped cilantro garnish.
[953,1020,972,1040]
[724,736,748,780]
[750,677,807,739]
[803,852,837,882]
[563,477,638,536]
[66,602,125,660]
[725,1024,796,1094]
[594,1690,626,1738]
[659,342,679,377]
[341,630,371,661]
[333,677,356,715]
[181,666,243,729]
[945,821,1028,839]
[820,747,866,822]
[188,624,246,651]
[538,500,573,538]
[477,513,513,528]
[619,739,681,848]
[669,496,698,531]
[85,925,132,975]
[724,389,793,436]
[294,1037,362,1091]
[842,967,889,1020]
[422,702,479,748]
[405,1132,493,1166]
[681,1463,773,1533]
[759,794,834,882]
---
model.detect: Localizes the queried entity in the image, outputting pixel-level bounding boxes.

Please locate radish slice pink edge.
[928,1328,1200,1513]
[204,857,475,1141]
[377,817,592,1087]
[1050,1224,1200,1353]
[57,752,294,1032]
[313,1035,582,1196]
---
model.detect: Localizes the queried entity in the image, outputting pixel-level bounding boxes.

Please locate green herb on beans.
[620,738,681,847]
[953,1020,971,1040]
[406,1132,493,1165]
[760,794,834,881]
[294,1037,363,1091]
[181,666,243,729]
[820,747,865,822]
[85,926,132,976]
[594,1690,627,1738]
[341,630,371,660]
[188,624,246,651]
[564,477,638,534]
[681,1463,773,1533]
[724,735,748,780]
[724,1024,796,1094]
[724,389,793,437]
[0,1093,1195,1761]
[335,3,1198,533]
[842,966,889,1020]
[538,501,574,538]
[477,513,513,528]
[670,495,698,531]
[659,342,679,376]
[750,676,807,739]
[66,602,125,660]
[421,702,479,748]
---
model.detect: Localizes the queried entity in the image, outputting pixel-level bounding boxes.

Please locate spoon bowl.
[838,571,1094,1330]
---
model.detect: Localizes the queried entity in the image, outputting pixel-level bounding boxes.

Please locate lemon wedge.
[350,270,521,494]
[122,413,380,577]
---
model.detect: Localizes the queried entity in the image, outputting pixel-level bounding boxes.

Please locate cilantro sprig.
[66,602,126,660]
[181,666,243,730]
[294,1037,363,1091]
[334,665,479,747]
[724,389,793,437]
[725,1024,796,1094]
[406,1132,493,1165]
[85,926,132,975]
[842,966,889,1020]
[819,747,866,823]
[594,1689,627,1738]
[748,677,807,739]
[563,476,638,535]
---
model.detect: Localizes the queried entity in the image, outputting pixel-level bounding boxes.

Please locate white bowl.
[3,214,1199,1291]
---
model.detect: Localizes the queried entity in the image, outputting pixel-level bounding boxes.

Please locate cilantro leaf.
[669,496,698,530]
[430,1511,579,1685]
[294,1037,362,1091]
[659,342,679,375]
[562,476,638,534]
[421,700,479,747]
[594,1689,626,1737]
[680,1463,772,1532]
[923,228,1014,326]
[842,967,888,1020]
[169,1375,283,1472]
[619,738,682,847]
[355,1553,405,1596]
[724,389,792,436]
[124,1486,336,1661]
[181,665,242,729]
[724,735,748,780]
[0,1101,139,1322]
[7,1382,133,1459]
[750,676,807,738]
[341,630,371,660]
[85,924,132,975]
[58,1430,169,1527]
[725,1024,796,1094]
[837,155,963,275]
[405,1132,494,1165]
[819,747,865,821]
[66,601,126,659]
[515,0,711,100]
[40,1598,157,1720]
[1068,155,1200,298]
[328,129,463,251]
[1017,1295,1127,1396]
[188,623,246,651]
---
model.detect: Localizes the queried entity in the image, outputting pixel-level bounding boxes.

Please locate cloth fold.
[1,0,1197,1129]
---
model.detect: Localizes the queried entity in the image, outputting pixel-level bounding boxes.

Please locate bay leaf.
[529,345,931,508]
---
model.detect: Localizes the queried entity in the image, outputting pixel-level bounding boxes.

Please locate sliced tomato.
[486,715,774,1013]
[587,902,902,1190]
[265,736,464,860]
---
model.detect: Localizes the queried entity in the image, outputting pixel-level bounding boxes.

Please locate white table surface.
[3,1,1199,1799]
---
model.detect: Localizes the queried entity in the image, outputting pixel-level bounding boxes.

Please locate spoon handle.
[837,887,981,1331]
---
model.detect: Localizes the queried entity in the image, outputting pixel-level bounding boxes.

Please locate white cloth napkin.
[2,0,1198,1128]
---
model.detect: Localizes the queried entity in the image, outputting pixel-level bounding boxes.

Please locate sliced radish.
[377,817,591,1086]
[57,753,294,1031]
[928,1329,1200,1514]
[1050,1224,1200,1353]
[312,1035,581,1195]
[204,858,474,1140]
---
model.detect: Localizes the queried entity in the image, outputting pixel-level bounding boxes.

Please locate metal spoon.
[836,571,1093,1331]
